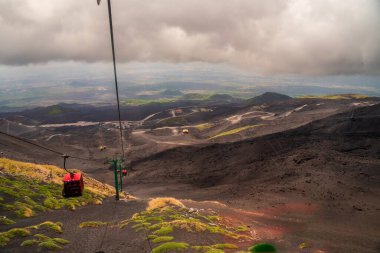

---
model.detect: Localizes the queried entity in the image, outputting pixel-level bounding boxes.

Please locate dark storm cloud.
[0,0,379,75]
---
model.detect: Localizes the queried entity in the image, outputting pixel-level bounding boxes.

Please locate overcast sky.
[0,0,379,76]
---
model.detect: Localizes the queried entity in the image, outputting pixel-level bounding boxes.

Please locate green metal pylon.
[108,157,121,200]
[107,156,128,201]
[112,159,120,200]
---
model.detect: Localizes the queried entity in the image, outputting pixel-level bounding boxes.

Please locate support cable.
[0,131,92,161]
[107,0,125,158]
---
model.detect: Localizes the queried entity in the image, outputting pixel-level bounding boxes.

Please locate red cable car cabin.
[62,172,84,197]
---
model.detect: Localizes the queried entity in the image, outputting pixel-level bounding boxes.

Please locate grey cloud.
[0,0,379,75]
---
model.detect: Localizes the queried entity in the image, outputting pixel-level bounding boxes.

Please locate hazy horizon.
[0,0,379,108]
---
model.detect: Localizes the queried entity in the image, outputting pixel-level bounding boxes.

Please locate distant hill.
[208,94,235,102]
[129,102,380,234]
[181,93,209,100]
[160,89,184,97]
[298,94,369,100]
[246,92,291,105]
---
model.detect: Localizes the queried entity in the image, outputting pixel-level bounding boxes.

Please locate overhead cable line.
[0,130,92,161]
[106,0,125,158]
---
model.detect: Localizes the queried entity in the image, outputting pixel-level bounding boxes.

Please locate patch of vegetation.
[20,239,38,247]
[0,235,10,247]
[0,228,30,247]
[52,238,69,245]
[151,242,189,253]
[153,226,174,235]
[192,246,223,253]
[147,197,186,211]
[298,242,310,249]
[147,234,158,240]
[93,198,103,205]
[122,197,253,252]
[181,93,211,100]
[48,105,65,115]
[207,216,220,222]
[213,243,239,249]
[38,240,63,251]
[0,158,114,196]
[0,216,15,225]
[0,175,102,217]
[36,221,63,233]
[3,222,69,251]
[249,243,277,253]
[298,94,369,100]
[158,116,188,126]
[195,123,214,131]
[79,221,107,228]
[0,158,114,218]
[151,236,174,243]
[123,98,178,106]
[33,234,51,241]
[235,225,250,232]
[119,219,131,229]
[192,243,238,253]
[5,228,31,238]
[209,124,264,139]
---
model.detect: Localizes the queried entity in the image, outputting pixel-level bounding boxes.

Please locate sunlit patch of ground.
[180,199,328,252]
[117,197,256,252]
[209,125,265,140]
[0,158,115,219]
[0,158,114,196]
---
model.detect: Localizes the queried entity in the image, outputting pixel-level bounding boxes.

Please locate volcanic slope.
[127,103,380,253]
[0,158,308,253]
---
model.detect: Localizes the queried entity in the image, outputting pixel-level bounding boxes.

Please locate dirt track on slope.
[123,104,380,253]
[1,101,380,253]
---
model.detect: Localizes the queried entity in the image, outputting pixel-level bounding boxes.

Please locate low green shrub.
[151,242,189,253]
[79,221,107,228]
[151,236,174,243]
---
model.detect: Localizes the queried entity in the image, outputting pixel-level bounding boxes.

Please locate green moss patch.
[4,228,31,238]
[0,216,15,225]
[122,201,253,252]
[21,232,69,251]
[151,242,189,253]
[0,175,105,218]
[38,240,63,251]
[235,225,250,232]
[0,228,30,247]
[0,221,66,249]
[213,243,238,249]
[35,221,63,233]
[0,234,10,247]
[192,243,238,253]
[20,239,38,247]
[153,226,174,235]
[151,236,174,243]
[192,246,224,253]
[79,221,108,228]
